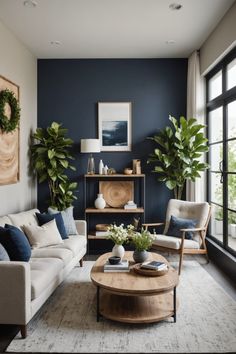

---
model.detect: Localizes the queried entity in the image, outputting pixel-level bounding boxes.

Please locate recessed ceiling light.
[50,41,62,46]
[169,3,183,10]
[23,0,37,7]
[166,40,175,45]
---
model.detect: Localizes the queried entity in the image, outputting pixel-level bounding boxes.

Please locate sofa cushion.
[48,206,78,236]
[0,243,10,261]
[153,234,200,250]
[31,247,73,266]
[30,258,63,300]
[0,225,31,261]
[23,219,63,249]
[0,216,12,227]
[48,235,86,257]
[36,212,68,240]
[166,215,198,240]
[8,209,39,230]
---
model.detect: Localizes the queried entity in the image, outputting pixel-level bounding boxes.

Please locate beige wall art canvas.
[0,75,20,185]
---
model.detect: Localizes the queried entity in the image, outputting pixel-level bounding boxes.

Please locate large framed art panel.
[0,75,20,185]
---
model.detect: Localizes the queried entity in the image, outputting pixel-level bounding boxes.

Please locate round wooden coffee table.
[90,251,179,324]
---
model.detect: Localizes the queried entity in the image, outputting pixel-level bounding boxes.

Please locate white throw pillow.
[23,219,63,249]
[48,206,78,235]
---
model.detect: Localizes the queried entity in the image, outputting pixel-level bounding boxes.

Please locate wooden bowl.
[108,256,121,265]
[96,224,109,231]
[124,168,133,175]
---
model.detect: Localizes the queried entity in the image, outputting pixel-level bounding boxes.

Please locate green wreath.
[0,89,20,133]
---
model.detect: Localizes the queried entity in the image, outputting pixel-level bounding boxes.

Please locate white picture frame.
[98,102,132,151]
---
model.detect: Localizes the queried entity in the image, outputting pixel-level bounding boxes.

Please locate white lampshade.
[81,139,101,153]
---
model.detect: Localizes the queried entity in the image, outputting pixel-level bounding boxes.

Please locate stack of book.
[104,259,130,272]
[124,201,137,209]
[95,230,109,237]
[140,261,168,271]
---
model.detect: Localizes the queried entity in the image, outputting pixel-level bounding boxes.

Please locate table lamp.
[81,139,101,174]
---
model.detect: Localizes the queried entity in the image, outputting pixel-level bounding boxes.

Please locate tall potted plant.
[147,115,209,199]
[31,121,77,210]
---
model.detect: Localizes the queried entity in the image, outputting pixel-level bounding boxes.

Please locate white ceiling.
[0,0,235,59]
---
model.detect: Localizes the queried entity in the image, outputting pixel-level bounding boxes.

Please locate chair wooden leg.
[178,250,184,275]
[202,237,209,263]
[79,258,83,267]
[20,325,27,338]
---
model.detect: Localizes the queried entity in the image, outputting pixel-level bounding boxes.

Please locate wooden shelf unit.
[85,207,144,213]
[84,173,146,252]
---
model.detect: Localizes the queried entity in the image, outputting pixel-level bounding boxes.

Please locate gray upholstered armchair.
[143,199,211,275]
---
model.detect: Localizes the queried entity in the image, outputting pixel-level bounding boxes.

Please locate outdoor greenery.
[215,140,236,224]
[147,115,209,199]
[31,121,77,211]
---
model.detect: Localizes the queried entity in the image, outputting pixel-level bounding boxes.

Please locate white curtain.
[186,50,206,202]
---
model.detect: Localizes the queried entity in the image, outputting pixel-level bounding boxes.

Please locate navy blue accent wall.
[37,59,187,223]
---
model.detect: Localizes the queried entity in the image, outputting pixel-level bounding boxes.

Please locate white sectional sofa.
[0,208,87,338]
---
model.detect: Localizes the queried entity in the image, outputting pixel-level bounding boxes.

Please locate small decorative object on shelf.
[94,193,106,209]
[124,168,133,175]
[103,165,108,175]
[131,228,155,263]
[99,159,104,175]
[124,200,137,209]
[132,159,141,174]
[107,167,116,175]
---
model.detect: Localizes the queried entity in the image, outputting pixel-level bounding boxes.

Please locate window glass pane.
[210,205,223,242]
[228,210,236,252]
[227,140,236,172]
[227,100,236,139]
[228,174,236,210]
[227,58,236,90]
[209,107,222,143]
[210,172,222,205]
[209,143,222,172]
[209,70,222,100]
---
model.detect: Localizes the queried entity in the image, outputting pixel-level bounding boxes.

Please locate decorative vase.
[94,193,106,209]
[99,160,104,175]
[112,244,125,259]
[133,249,149,263]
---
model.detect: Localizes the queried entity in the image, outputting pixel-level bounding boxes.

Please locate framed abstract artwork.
[98,102,132,151]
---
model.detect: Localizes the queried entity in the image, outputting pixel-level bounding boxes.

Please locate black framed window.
[206,47,236,256]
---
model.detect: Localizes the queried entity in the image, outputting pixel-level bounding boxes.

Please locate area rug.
[7,261,236,353]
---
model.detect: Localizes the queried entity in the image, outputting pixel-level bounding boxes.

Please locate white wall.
[200,1,236,75]
[0,20,37,215]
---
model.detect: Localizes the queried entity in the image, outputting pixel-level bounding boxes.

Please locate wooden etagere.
[84,174,146,248]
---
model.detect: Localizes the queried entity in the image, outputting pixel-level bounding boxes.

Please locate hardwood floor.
[0,253,235,353]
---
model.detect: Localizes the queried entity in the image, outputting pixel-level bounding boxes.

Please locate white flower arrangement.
[106,223,134,245]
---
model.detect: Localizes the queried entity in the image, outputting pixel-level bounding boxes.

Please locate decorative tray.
[132,263,169,277]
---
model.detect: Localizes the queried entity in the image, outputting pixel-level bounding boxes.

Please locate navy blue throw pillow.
[0,224,31,261]
[36,212,68,240]
[166,215,198,240]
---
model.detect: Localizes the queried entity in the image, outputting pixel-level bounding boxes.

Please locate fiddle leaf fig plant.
[31,121,77,210]
[147,115,209,199]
